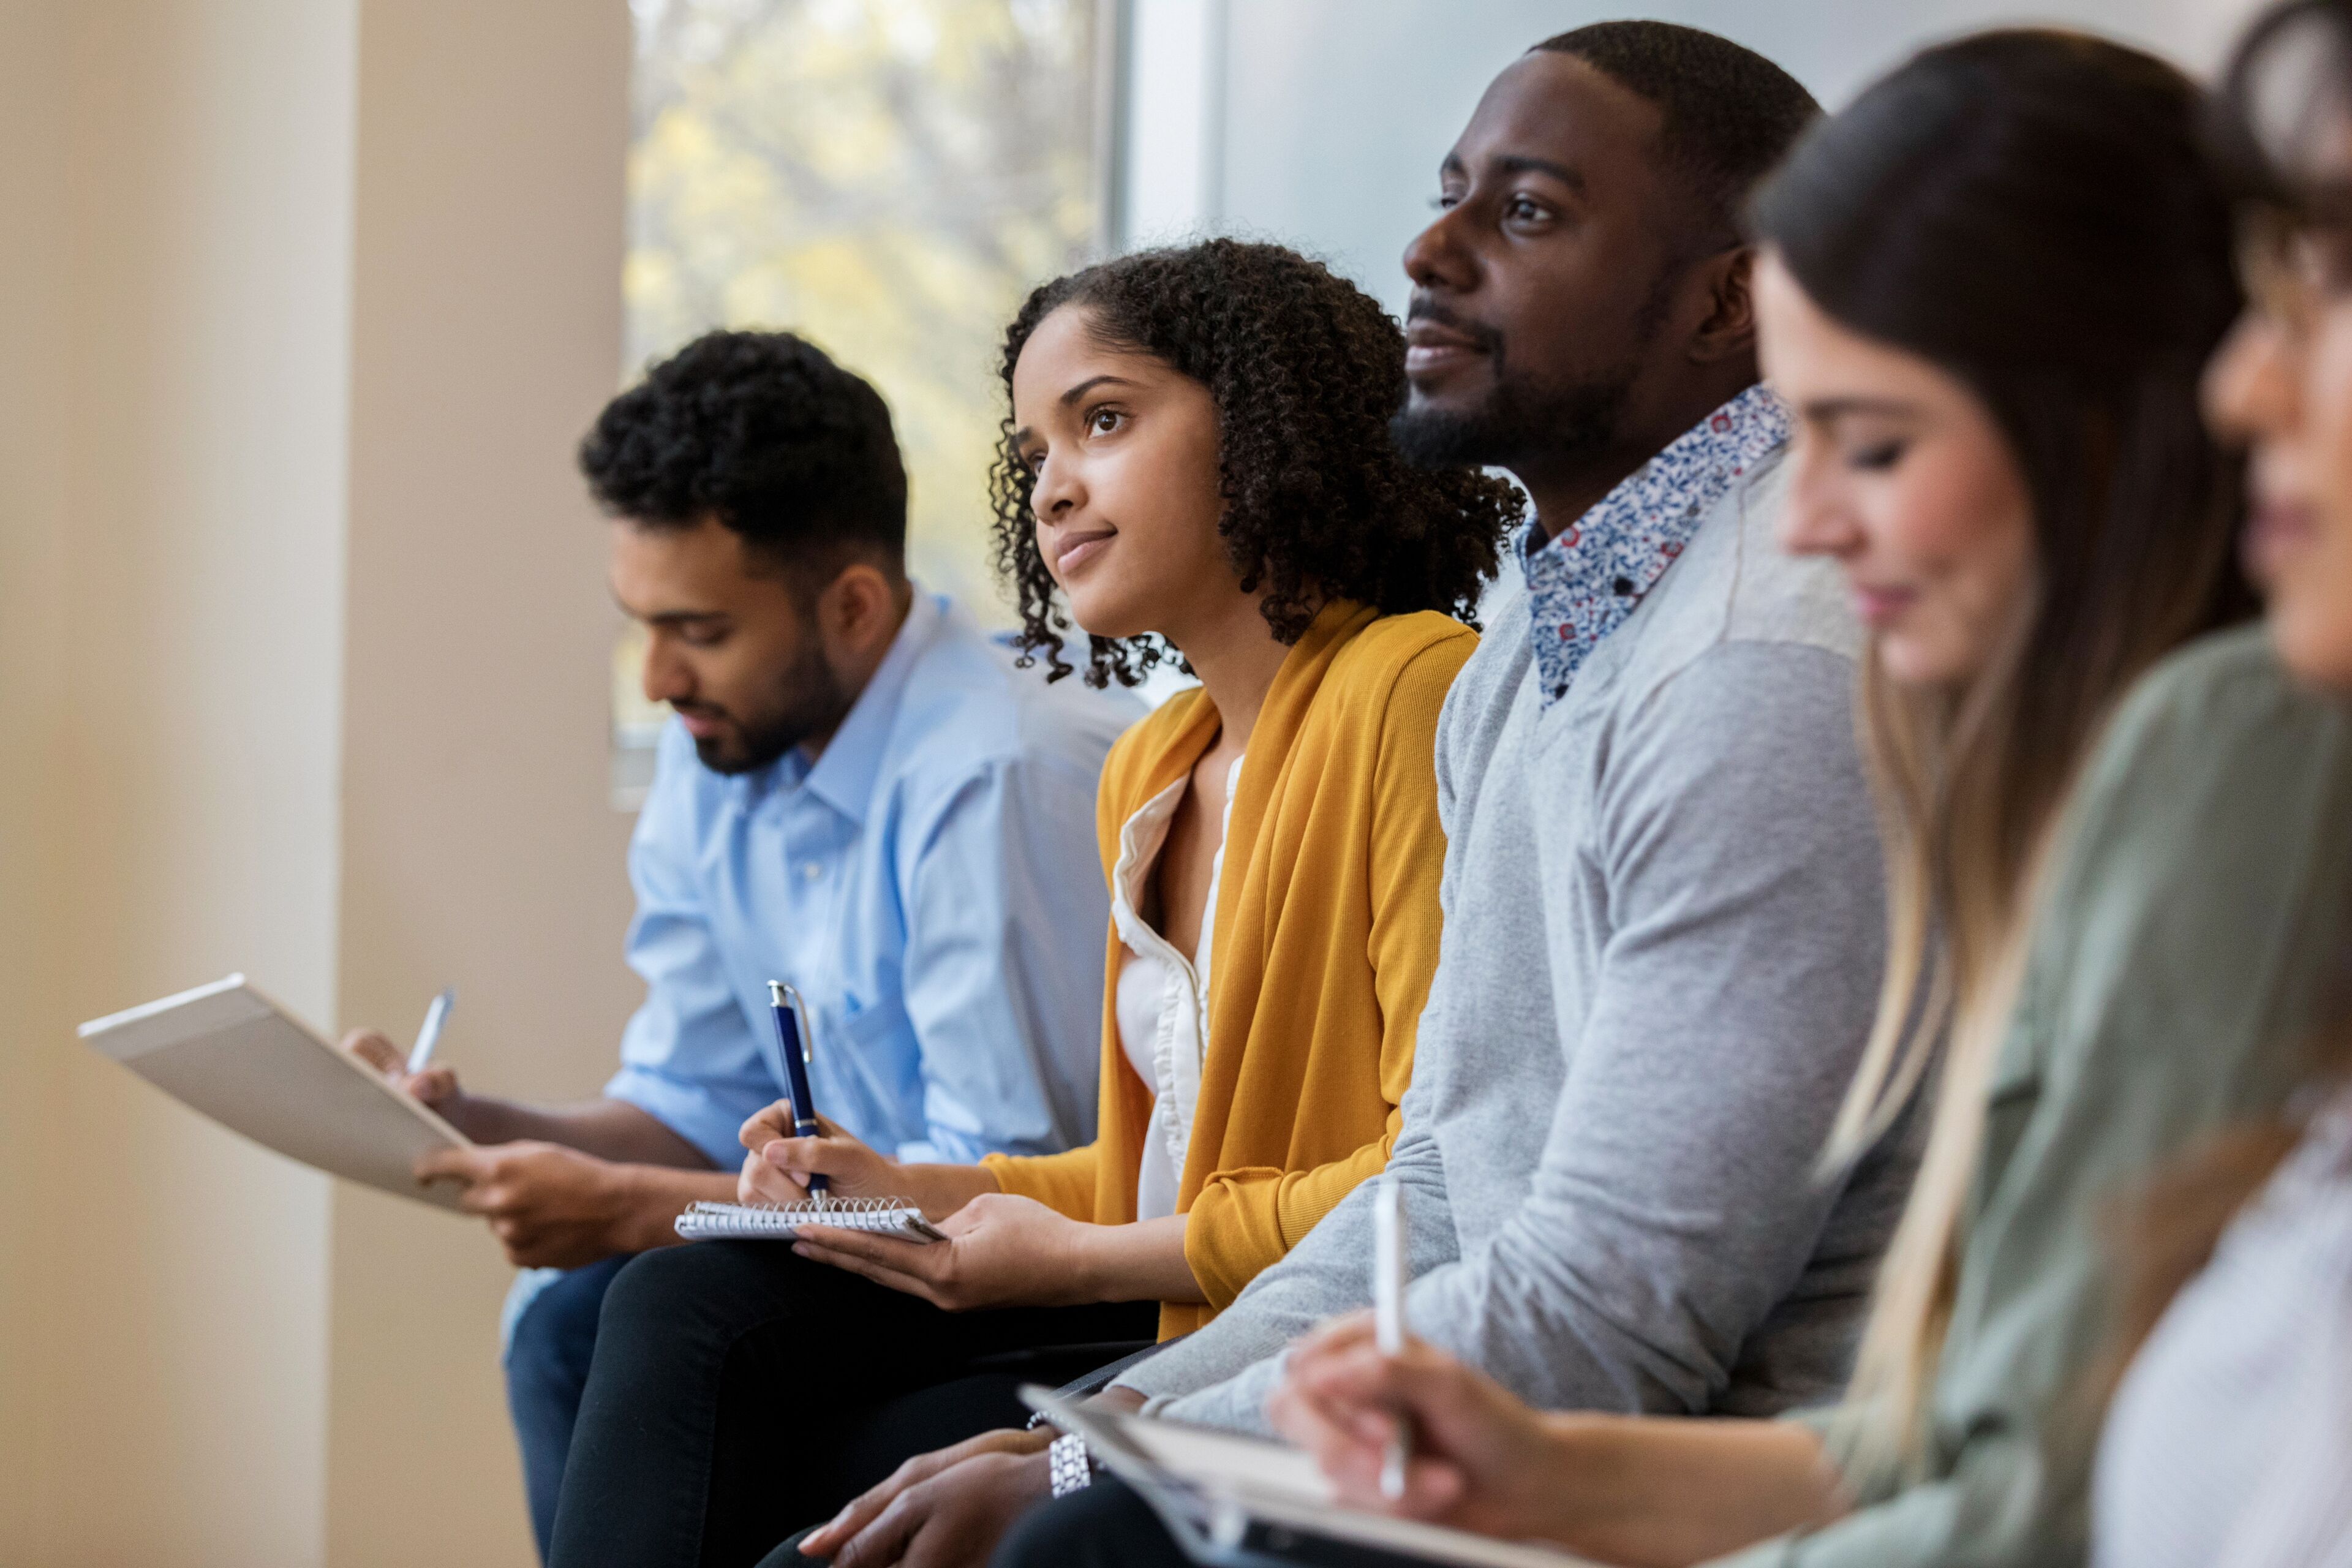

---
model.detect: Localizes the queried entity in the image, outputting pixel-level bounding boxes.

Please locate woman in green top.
[1262,31,2305,1568]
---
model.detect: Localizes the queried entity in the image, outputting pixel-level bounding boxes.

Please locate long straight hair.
[1749,30,2253,1472]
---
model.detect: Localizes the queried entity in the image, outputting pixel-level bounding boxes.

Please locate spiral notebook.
[674,1197,948,1243]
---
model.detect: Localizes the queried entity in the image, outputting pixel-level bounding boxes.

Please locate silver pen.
[407,987,456,1074]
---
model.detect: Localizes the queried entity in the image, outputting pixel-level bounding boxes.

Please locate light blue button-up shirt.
[604,590,1139,1167]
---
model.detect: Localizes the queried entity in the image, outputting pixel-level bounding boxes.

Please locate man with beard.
[338,330,1135,1562]
[777,23,1923,1568]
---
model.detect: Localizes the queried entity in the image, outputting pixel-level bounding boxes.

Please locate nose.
[1774,440,1866,562]
[640,632,694,706]
[2203,308,2300,447]
[1403,199,1478,296]
[1030,449,1082,526]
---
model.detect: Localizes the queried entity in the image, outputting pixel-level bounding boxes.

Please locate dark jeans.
[506,1254,633,1563]
[992,1475,1423,1568]
[546,1240,1157,1568]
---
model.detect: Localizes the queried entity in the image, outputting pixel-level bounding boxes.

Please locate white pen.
[1372,1174,1409,1500]
[407,987,456,1075]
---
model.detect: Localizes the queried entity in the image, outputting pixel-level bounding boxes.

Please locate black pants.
[991,1476,1419,1568]
[545,1240,1155,1568]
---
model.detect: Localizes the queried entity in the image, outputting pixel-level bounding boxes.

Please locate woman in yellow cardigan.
[739,240,1520,1349]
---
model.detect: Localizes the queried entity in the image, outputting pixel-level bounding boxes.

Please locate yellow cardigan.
[983,600,1469,1338]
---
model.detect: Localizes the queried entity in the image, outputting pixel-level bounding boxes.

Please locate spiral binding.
[677,1197,922,1235]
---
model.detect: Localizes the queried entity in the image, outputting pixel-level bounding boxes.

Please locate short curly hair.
[579,329,907,586]
[989,239,1525,687]
[1536,22,1820,246]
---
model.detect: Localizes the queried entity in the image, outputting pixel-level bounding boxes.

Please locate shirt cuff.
[603,1068,747,1170]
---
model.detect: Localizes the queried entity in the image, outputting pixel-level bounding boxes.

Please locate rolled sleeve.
[899,753,1108,1163]
[602,728,775,1169]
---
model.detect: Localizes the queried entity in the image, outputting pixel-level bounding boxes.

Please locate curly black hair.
[1535,23,1820,247]
[579,329,907,587]
[988,239,1526,687]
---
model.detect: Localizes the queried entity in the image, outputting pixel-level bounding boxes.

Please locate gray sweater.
[1124,445,1918,1431]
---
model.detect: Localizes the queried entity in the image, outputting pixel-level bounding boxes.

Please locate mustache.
[1404,295,1504,355]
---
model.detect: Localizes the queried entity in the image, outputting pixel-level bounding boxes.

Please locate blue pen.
[767,981,826,1204]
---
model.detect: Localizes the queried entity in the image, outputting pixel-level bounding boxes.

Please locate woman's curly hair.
[987,238,1526,686]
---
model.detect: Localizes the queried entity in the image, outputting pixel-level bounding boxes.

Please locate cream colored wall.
[0,2,358,1564]
[325,5,637,1566]
[0,2,633,1563]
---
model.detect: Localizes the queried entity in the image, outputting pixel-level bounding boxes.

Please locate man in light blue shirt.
[344,330,1133,1559]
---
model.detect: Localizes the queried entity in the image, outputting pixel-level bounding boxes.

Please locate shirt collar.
[755,589,943,825]
[1519,383,1790,707]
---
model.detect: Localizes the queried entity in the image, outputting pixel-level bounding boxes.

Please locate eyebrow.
[1441,150,1585,190]
[1012,373,1144,448]
[1800,396,1924,423]
[614,597,729,628]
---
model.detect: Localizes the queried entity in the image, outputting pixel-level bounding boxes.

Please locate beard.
[1390,271,1672,473]
[1389,366,1638,472]
[682,639,855,775]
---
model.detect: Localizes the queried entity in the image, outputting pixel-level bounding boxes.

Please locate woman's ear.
[1690,246,1760,366]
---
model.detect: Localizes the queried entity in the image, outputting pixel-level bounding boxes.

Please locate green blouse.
[1725,626,2352,1568]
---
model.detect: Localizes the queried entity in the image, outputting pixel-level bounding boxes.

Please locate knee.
[596,1240,804,1352]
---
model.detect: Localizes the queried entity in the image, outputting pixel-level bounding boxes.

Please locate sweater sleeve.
[1714,633,2352,1568]
[1180,635,1464,1305]
[1402,641,1887,1414]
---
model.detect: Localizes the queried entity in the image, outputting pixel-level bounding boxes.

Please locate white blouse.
[1108,755,1243,1222]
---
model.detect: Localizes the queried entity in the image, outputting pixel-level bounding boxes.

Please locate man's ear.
[816,560,907,657]
[1689,246,1759,365]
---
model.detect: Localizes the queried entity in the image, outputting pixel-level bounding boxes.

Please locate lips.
[1403,301,1498,380]
[2244,499,2316,588]
[1849,583,1918,630]
[674,706,728,739]
[1050,527,1116,576]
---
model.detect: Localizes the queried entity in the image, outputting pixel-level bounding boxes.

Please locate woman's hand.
[1276,1314,1850,1567]
[1268,1311,1576,1542]
[734,1106,905,1205]
[789,1192,1102,1310]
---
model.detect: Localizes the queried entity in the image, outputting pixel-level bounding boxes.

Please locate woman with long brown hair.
[1244,31,2329,1568]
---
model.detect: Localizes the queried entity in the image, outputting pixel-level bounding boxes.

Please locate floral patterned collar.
[1520,382,1791,707]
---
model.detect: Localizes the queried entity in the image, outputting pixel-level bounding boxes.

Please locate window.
[614,0,1107,804]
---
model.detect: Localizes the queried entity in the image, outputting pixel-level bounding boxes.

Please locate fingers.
[803,1442,972,1557]
[1270,1373,1466,1523]
[415,1145,494,1185]
[405,1065,459,1106]
[342,1028,404,1074]
[832,1485,922,1568]
[738,1150,805,1205]
[737,1100,795,1152]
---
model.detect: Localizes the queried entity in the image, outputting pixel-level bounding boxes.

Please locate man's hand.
[803,1446,1052,1568]
[343,1027,476,1133]
[736,1106,906,1206]
[415,1142,670,1269]
[789,1192,1098,1311]
[1267,1311,1569,1540]
[799,1427,1049,1563]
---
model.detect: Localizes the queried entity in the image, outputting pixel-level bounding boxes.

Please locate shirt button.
[802,862,823,881]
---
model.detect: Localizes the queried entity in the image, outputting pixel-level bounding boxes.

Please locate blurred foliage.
[625,0,1101,623]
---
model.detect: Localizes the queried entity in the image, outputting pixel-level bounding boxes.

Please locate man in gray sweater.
[797,25,1918,1567]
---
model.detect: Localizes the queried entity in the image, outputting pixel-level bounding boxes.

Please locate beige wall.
[326,4,636,1566]
[0,2,631,1563]
[0,1,358,1564]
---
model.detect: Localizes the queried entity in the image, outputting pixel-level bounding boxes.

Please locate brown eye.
[1087,407,1125,436]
